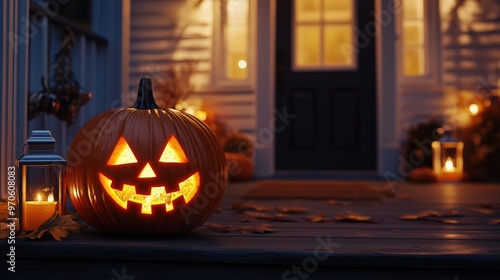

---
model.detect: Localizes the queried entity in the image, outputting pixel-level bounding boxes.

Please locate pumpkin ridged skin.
[66,78,228,235]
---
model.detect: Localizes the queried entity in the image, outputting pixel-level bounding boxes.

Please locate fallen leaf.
[441,219,459,224]
[466,207,495,215]
[276,206,308,214]
[17,212,87,241]
[400,210,446,220]
[399,214,422,220]
[416,210,442,218]
[323,199,351,206]
[206,223,277,234]
[335,211,372,223]
[232,201,274,212]
[305,213,330,223]
[487,219,500,225]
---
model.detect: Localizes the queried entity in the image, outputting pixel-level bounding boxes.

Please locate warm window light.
[238,60,247,69]
[225,0,249,80]
[402,0,426,76]
[469,103,479,115]
[195,110,208,121]
[294,0,354,68]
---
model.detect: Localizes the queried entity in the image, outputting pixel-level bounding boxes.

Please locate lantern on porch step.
[432,127,464,182]
[18,130,66,232]
[66,77,228,236]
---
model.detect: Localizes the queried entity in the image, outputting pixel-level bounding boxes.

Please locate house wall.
[128,0,256,134]
[441,0,500,97]
[397,0,500,137]
[26,0,128,158]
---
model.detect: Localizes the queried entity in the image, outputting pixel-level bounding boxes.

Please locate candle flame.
[469,103,479,116]
[47,193,54,202]
[444,157,455,172]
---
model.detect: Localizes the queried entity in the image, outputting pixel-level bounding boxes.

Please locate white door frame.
[254,0,399,178]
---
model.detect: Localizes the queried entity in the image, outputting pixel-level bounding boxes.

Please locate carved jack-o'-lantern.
[67,78,228,235]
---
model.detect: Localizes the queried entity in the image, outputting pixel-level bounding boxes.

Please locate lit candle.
[469,103,479,116]
[441,156,461,181]
[444,157,456,172]
[23,193,57,231]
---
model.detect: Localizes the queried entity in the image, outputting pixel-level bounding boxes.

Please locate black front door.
[275,0,377,170]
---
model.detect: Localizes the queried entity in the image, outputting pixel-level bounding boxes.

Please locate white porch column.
[1,0,30,197]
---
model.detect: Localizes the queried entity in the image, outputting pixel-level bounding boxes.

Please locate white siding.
[129,0,256,133]
[441,0,500,90]
[397,0,500,133]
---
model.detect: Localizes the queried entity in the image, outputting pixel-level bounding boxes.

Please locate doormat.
[243,180,381,201]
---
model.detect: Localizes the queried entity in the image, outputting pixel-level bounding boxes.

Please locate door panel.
[275,0,376,170]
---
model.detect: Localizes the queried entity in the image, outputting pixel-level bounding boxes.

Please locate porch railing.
[27,1,109,157]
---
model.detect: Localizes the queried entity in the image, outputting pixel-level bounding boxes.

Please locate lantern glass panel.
[21,164,63,232]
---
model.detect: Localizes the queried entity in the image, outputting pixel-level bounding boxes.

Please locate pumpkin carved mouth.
[99,172,200,214]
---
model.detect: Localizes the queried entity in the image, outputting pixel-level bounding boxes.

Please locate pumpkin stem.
[131,77,160,109]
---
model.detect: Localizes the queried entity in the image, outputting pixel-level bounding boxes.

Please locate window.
[224,0,249,80]
[398,0,441,84]
[212,0,254,88]
[293,0,356,70]
[401,0,425,76]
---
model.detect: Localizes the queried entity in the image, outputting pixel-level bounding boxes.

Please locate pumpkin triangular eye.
[159,136,188,163]
[107,137,138,165]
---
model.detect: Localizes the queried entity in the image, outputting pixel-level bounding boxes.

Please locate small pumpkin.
[67,78,228,235]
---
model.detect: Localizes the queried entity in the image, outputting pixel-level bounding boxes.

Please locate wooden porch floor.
[5,180,500,279]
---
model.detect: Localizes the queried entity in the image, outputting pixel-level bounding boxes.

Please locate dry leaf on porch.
[400,210,465,221]
[206,223,277,234]
[305,213,330,223]
[17,212,87,241]
[335,211,372,223]
[232,201,274,212]
[276,206,308,214]
[465,207,495,215]
[487,219,500,225]
[400,210,442,220]
[323,199,351,206]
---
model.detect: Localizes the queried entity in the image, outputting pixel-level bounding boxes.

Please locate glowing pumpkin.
[67,78,228,235]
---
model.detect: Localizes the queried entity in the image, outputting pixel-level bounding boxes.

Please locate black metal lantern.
[18,130,66,232]
[432,127,464,182]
